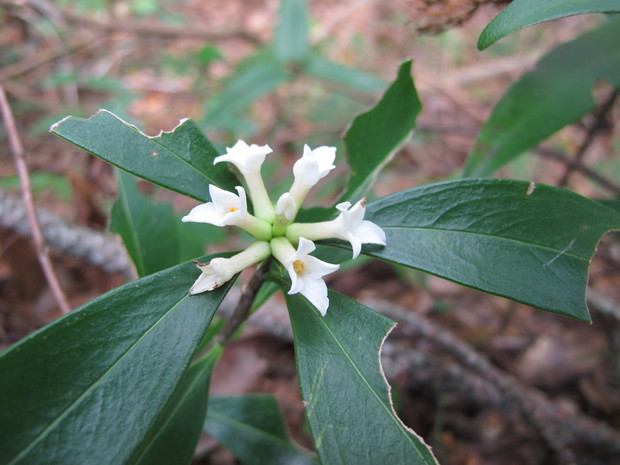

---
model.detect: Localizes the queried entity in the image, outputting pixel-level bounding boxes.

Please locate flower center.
[293,259,305,274]
[229,207,239,212]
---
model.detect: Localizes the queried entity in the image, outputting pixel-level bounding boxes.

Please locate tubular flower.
[270,237,339,316]
[286,198,386,259]
[288,145,336,212]
[189,241,271,294]
[214,140,274,222]
[183,140,386,316]
[182,185,271,240]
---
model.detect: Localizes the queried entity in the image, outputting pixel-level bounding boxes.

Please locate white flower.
[182,185,271,240]
[270,237,339,316]
[333,200,386,259]
[214,140,272,176]
[285,198,386,259]
[275,192,297,222]
[189,241,271,294]
[288,145,336,210]
[213,140,275,222]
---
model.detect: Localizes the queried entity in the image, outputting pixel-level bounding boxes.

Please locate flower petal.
[214,140,272,175]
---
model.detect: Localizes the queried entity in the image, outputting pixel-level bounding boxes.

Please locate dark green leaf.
[478,0,620,50]
[303,54,386,93]
[274,0,310,63]
[285,291,437,465]
[465,17,620,177]
[203,51,291,130]
[176,220,228,262]
[363,179,620,321]
[51,110,237,202]
[0,259,231,465]
[205,394,316,465]
[131,345,223,465]
[110,170,180,276]
[341,60,422,203]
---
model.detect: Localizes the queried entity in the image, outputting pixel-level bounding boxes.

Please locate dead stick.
[0,85,71,314]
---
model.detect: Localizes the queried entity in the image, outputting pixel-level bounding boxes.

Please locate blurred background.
[1,1,620,464]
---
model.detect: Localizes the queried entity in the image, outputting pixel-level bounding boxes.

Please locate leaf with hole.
[360,179,620,321]
[284,290,437,465]
[51,110,237,202]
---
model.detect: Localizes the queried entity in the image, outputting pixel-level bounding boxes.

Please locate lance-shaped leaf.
[304,54,386,93]
[341,60,422,203]
[362,179,620,321]
[478,0,620,50]
[284,290,438,465]
[0,258,232,465]
[205,394,317,465]
[131,345,223,465]
[274,0,310,64]
[51,110,238,202]
[465,17,620,178]
[110,170,180,276]
[203,51,291,131]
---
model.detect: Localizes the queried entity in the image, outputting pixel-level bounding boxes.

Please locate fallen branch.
[0,190,132,277]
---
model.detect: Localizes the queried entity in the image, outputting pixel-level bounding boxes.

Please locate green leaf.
[274,0,310,64]
[205,394,317,465]
[203,51,291,130]
[110,170,180,276]
[0,258,232,465]
[341,60,422,203]
[465,17,620,178]
[478,0,620,50]
[303,54,386,93]
[362,179,620,321]
[51,110,237,202]
[284,291,437,465]
[131,345,223,465]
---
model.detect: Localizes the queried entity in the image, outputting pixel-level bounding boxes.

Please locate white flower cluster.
[182,140,386,315]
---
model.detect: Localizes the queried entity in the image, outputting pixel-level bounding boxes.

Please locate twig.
[558,90,619,187]
[58,6,261,45]
[537,146,620,196]
[0,85,71,314]
[214,263,269,345]
[369,299,614,465]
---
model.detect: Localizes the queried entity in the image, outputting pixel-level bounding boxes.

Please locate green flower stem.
[285,221,339,245]
[270,237,296,265]
[246,174,275,223]
[237,215,273,241]
[226,240,272,271]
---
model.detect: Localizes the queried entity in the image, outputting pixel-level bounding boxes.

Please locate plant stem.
[0,85,71,314]
[214,261,269,344]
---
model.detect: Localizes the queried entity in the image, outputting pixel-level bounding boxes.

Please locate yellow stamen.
[293,259,305,274]
[229,207,239,212]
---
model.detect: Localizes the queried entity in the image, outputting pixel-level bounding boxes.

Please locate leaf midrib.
[8,294,191,465]
[314,315,433,463]
[380,225,587,262]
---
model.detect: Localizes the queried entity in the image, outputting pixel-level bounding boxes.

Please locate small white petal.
[189,258,232,294]
[289,145,337,206]
[214,140,272,175]
[335,199,386,258]
[275,193,297,221]
[279,237,339,315]
[182,185,248,227]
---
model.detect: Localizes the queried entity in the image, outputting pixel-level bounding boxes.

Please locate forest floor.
[1,1,620,464]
